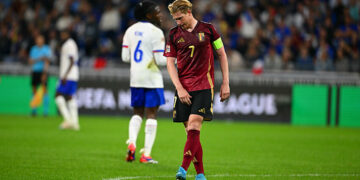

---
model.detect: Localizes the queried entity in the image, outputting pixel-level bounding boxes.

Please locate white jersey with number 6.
[122,21,166,88]
[60,38,79,81]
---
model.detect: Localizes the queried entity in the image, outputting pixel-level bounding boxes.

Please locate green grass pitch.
[0,115,359,180]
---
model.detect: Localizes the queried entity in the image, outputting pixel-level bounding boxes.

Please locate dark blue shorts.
[56,80,78,96]
[131,87,165,108]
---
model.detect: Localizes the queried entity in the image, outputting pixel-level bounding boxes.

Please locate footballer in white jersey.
[121,13,166,88]
[59,38,79,82]
[55,30,80,131]
[121,1,166,164]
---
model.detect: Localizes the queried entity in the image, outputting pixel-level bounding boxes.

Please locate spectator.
[296,46,314,71]
[317,39,334,62]
[244,42,260,69]
[274,18,291,42]
[99,3,120,40]
[281,47,294,70]
[223,0,242,28]
[315,48,333,71]
[227,48,245,71]
[332,0,346,27]
[48,29,59,56]
[335,48,350,72]
[0,3,8,20]
[264,47,282,70]
[349,32,360,72]
[350,52,360,73]
[56,9,73,31]
[84,14,99,57]
[0,25,11,62]
[238,8,259,39]
[291,2,308,29]
[0,0,358,74]
[349,0,359,21]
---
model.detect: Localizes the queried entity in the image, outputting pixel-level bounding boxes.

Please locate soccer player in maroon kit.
[164,0,230,179]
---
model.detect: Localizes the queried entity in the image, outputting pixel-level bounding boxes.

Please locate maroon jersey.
[164,21,220,92]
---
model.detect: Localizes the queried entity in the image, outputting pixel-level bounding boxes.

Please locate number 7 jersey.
[122,21,166,88]
[164,21,221,92]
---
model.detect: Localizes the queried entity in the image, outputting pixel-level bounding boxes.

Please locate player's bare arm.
[28,57,43,65]
[41,56,50,62]
[43,56,50,70]
[216,46,230,102]
[41,57,50,85]
[166,57,192,105]
[28,58,35,65]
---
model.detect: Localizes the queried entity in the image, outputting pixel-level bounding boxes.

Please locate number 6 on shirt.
[134,40,143,62]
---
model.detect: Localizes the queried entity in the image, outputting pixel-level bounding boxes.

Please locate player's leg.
[55,80,71,129]
[128,107,144,147]
[189,120,206,179]
[31,84,37,116]
[127,87,145,162]
[66,95,79,130]
[42,84,50,116]
[193,89,213,180]
[56,93,71,129]
[30,72,39,116]
[173,91,191,179]
[178,115,206,180]
[182,89,213,180]
[176,115,203,180]
[178,121,205,179]
[66,81,79,130]
[140,88,164,164]
[181,114,203,170]
[41,73,49,116]
[140,106,159,164]
[56,80,78,130]
[193,142,204,179]
[126,107,144,162]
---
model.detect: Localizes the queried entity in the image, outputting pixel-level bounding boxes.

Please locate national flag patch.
[166,45,171,53]
[198,32,205,42]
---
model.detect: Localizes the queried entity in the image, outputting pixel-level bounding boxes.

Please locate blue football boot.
[176,166,187,180]
[195,173,206,180]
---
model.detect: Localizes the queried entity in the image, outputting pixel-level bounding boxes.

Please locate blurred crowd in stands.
[0,0,359,72]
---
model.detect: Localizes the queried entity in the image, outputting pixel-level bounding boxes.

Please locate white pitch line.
[103,173,360,180]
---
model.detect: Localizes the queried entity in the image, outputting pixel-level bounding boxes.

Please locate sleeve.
[163,29,177,58]
[209,24,223,50]
[29,47,35,59]
[152,29,166,66]
[121,30,131,63]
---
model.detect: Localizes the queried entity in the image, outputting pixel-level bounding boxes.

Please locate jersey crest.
[198,32,205,42]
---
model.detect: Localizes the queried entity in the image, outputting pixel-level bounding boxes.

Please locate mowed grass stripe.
[0,115,359,180]
[105,173,360,180]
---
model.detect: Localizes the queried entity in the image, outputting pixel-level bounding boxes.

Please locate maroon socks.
[181,130,204,174]
[193,142,204,174]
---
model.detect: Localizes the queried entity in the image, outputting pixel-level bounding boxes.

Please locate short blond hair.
[168,0,192,15]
